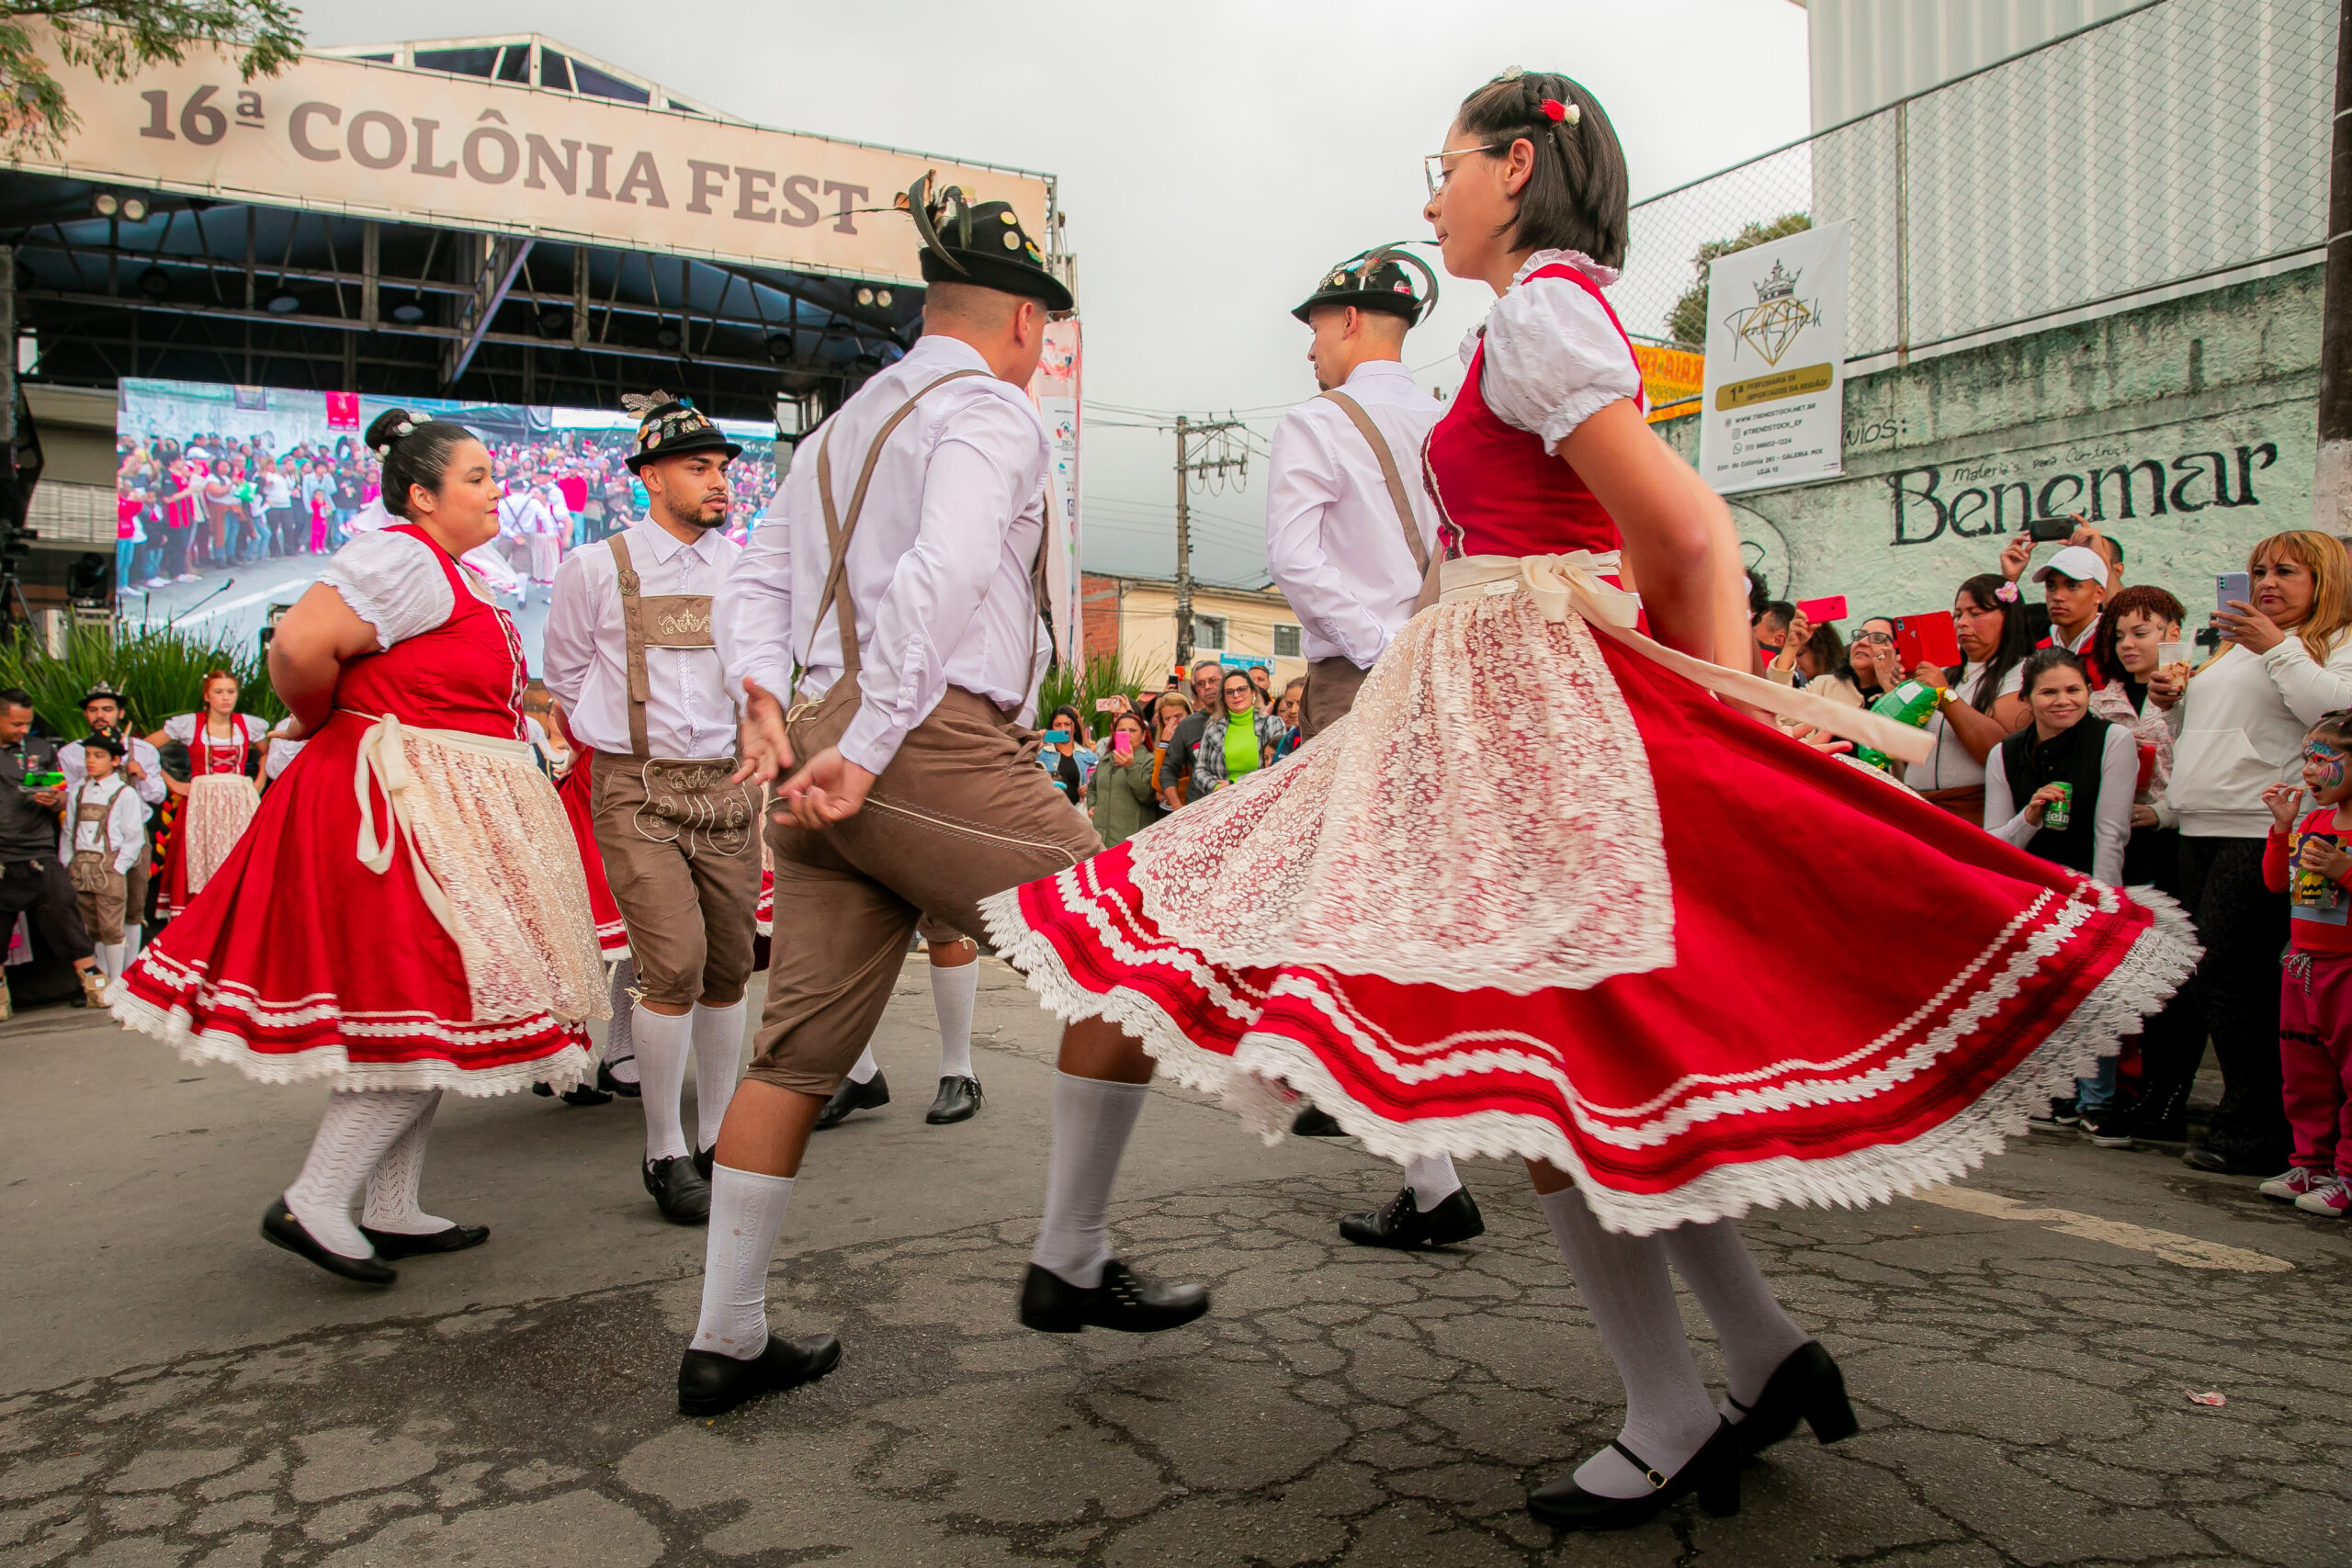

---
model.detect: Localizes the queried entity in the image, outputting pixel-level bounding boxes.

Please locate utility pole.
[1170,412,1249,664]
[2318,0,2352,533]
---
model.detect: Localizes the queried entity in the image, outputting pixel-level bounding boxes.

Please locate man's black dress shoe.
[599,1062,642,1099]
[926,1076,983,1124]
[1019,1259,1209,1335]
[676,1332,842,1417]
[644,1156,711,1224]
[1724,1340,1858,1459]
[2183,1144,2282,1176]
[694,1145,715,1184]
[1525,1418,1741,1531]
[814,1070,889,1130]
[360,1223,491,1260]
[1339,1185,1486,1249]
[1292,1106,1345,1137]
[261,1199,397,1286]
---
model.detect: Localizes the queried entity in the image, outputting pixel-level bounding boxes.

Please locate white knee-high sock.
[1539,1186,1724,1499]
[605,960,639,1083]
[844,1044,881,1086]
[689,1166,794,1359]
[285,1089,435,1258]
[634,1008,693,1163]
[1657,1218,1810,1412]
[932,960,978,1080]
[96,942,125,983]
[690,1000,747,1153]
[1405,1152,1462,1210]
[361,1089,450,1235]
[122,922,141,962]
[1031,1072,1149,1289]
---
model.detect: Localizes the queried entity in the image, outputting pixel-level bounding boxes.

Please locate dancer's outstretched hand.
[777,746,876,828]
[734,677,795,786]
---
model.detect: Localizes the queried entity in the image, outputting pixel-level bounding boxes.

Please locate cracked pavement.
[4,957,2346,1566]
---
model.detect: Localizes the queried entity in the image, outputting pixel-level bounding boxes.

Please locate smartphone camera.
[2194,626,2222,650]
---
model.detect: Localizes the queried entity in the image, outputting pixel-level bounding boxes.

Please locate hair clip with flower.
[1541,97,1581,126]
[1996,581,2020,604]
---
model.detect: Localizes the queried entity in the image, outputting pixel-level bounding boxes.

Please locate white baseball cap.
[2030,544,2109,588]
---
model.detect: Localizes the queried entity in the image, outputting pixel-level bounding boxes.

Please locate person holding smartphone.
[1089,714,1159,848]
[1845,616,1902,708]
[1765,610,1856,703]
[1903,575,2034,822]
[2151,530,2352,1176]
[1038,705,1096,806]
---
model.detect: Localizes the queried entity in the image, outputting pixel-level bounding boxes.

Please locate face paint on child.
[2302,740,2350,797]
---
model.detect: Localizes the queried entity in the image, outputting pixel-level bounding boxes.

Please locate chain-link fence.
[1617,0,2335,364]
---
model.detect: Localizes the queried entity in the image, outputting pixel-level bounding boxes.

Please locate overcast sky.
[299,0,1813,585]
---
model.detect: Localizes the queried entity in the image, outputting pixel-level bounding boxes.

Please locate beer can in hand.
[2044,782,2074,830]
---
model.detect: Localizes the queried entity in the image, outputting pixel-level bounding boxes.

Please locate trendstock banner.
[1028,319,1082,670]
[5,24,1052,284]
[1700,223,1851,496]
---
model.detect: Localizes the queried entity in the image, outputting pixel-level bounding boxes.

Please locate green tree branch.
[2,3,302,157]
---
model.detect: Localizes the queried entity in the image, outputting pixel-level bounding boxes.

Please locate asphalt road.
[1,958,2345,1566]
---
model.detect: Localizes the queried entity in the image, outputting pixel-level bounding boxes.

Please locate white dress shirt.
[542,519,741,760]
[715,333,1052,776]
[1984,722,2137,886]
[498,492,553,540]
[59,736,165,807]
[1263,360,1444,669]
[59,774,144,874]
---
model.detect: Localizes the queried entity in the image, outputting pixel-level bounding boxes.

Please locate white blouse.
[1464,249,1647,455]
[317,528,492,650]
[1908,661,2027,793]
[163,712,269,747]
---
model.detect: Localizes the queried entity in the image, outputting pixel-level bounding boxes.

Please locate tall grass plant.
[0,622,282,739]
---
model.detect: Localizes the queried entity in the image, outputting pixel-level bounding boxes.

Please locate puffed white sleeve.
[162,714,197,744]
[316,529,457,649]
[1479,276,1646,455]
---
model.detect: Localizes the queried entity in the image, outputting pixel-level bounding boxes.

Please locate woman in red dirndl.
[115,411,607,1287]
[543,712,644,1102]
[983,73,2196,1531]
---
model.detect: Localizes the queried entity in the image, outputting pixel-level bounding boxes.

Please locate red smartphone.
[1892,611,1962,669]
[1796,594,1848,623]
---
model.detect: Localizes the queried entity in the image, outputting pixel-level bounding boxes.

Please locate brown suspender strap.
[1318,389,1431,578]
[805,369,991,684]
[607,533,652,757]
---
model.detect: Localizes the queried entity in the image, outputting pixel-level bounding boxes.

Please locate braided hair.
[1453,70,1629,268]
[365,408,477,521]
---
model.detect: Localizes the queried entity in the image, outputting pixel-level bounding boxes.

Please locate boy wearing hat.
[1262,244,1482,1250]
[59,683,164,959]
[543,394,759,1228]
[695,175,1205,1418]
[59,733,144,989]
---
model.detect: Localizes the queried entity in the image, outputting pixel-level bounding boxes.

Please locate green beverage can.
[2044,781,2074,830]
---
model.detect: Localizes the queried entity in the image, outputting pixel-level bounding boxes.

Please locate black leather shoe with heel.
[926,1076,983,1124]
[1727,1340,1858,1459]
[643,1156,711,1224]
[1525,1418,1741,1531]
[359,1223,490,1259]
[676,1332,842,1417]
[1018,1259,1209,1334]
[1339,1186,1486,1249]
[814,1071,889,1129]
[261,1200,397,1286]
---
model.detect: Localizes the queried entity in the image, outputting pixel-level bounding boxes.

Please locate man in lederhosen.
[687,176,1208,1417]
[59,682,164,964]
[544,394,760,1226]
[1264,244,1484,1252]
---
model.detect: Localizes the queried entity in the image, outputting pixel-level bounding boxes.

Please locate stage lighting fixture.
[92,193,119,217]
[655,327,681,350]
[266,291,301,314]
[138,266,171,299]
[875,289,892,307]
[765,333,796,362]
[855,287,874,306]
[391,301,426,324]
[120,197,148,222]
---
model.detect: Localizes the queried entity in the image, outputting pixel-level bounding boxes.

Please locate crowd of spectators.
[1748,520,2352,1219]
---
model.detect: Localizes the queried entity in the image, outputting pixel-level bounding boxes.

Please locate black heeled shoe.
[925,1076,983,1124]
[1727,1340,1858,1459]
[260,1199,397,1286]
[1525,1418,1741,1531]
[360,1223,490,1259]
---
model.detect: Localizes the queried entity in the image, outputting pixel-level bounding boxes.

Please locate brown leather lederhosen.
[588,532,762,1010]
[745,369,1100,1096]
[1298,389,1438,739]
[69,783,128,943]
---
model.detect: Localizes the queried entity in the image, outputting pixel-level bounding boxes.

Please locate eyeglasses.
[1424,144,1509,197]
[1851,630,1894,646]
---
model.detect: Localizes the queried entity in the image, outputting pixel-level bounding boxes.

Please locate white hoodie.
[2165,634,2352,838]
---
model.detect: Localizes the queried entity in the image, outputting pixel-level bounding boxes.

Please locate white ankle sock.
[690,1000,747,1153]
[1538,1186,1724,1500]
[361,1089,451,1235]
[1031,1072,1149,1290]
[845,1045,881,1086]
[605,960,638,1081]
[689,1166,794,1359]
[1657,1219,1810,1414]
[931,960,978,1080]
[1405,1152,1462,1210]
[634,1008,693,1163]
[286,1089,435,1258]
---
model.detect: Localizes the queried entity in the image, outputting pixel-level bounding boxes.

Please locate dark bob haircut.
[1453,70,1630,269]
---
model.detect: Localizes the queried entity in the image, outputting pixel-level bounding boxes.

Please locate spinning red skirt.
[555,740,632,962]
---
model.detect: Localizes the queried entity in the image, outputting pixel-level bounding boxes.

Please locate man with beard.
[544,394,760,1227]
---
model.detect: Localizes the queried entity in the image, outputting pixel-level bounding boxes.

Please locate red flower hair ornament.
[1540,97,1581,127]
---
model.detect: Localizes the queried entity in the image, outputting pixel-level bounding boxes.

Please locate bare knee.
[1524,1158,1578,1196]
[1056,1016,1153,1084]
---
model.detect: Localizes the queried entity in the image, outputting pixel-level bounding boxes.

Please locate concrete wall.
[1660,264,2320,633]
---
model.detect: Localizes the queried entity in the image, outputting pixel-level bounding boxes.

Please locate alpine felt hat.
[1293,243,1440,325]
[901,174,1073,313]
[621,392,742,474]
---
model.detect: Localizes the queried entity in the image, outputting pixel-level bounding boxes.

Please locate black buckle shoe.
[1339,1185,1486,1250]
[813,1070,889,1130]
[643,1156,712,1224]
[261,1199,397,1286]
[1526,1419,1741,1531]
[360,1223,491,1260]
[676,1332,842,1417]
[1291,1106,1345,1137]
[1019,1258,1210,1335]
[1724,1340,1858,1460]
[925,1076,983,1125]
[599,1061,642,1099]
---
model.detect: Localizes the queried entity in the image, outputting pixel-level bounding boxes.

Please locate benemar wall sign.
[0,22,1049,285]
[1700,221,1851,497]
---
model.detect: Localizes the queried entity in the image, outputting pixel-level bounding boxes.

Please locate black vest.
[1999,717,2113,876]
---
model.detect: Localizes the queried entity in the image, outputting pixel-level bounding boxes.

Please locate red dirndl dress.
[983,264,2198,1235]
[155,716,263,919]
[553,729,632,963]
[115,526,608,1095]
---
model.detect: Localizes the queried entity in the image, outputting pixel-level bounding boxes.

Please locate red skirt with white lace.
[558,748,632,961]
[982,585,2197,1234]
